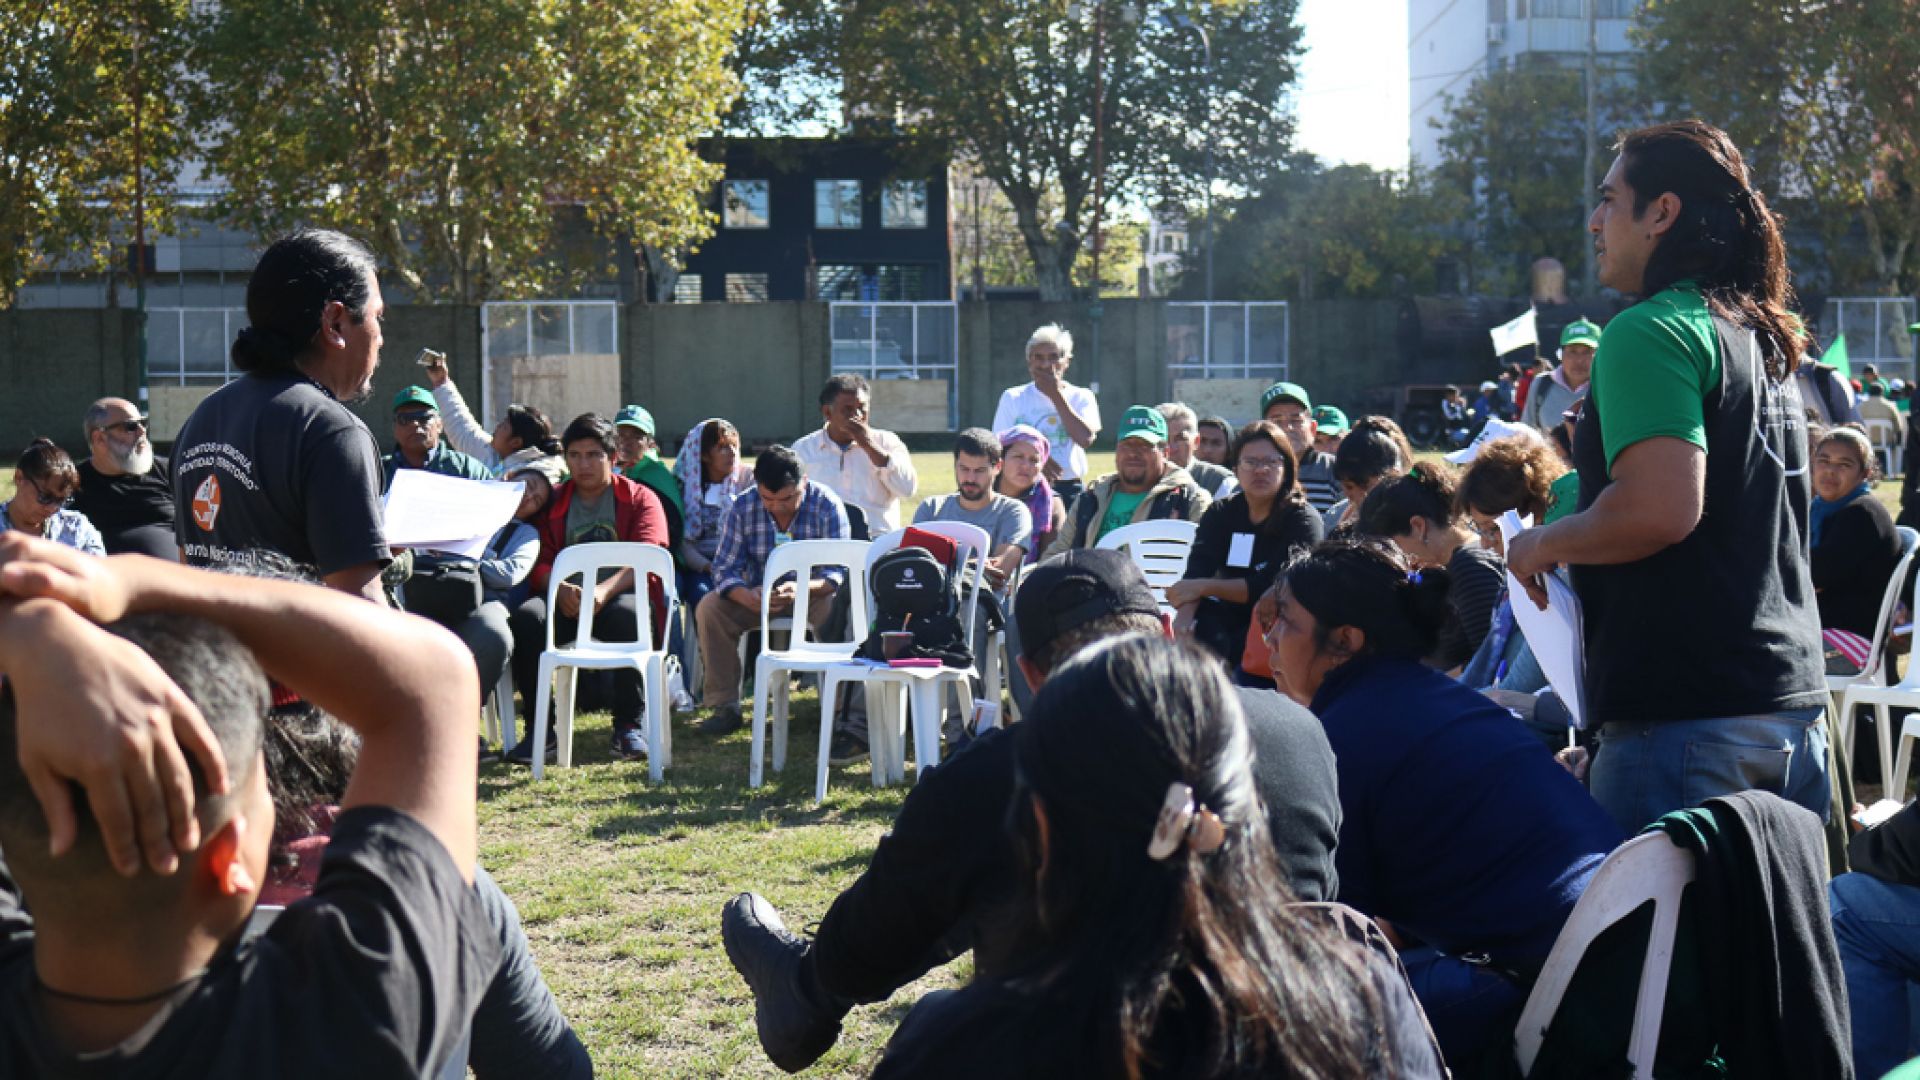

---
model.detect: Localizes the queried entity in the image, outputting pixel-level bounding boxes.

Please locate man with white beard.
[71,397,178,559]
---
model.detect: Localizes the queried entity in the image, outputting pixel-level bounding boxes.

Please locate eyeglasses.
[104,417,148,437]
[1237,456,1286,474]
[394,410,438,427]
[23,474,72,509]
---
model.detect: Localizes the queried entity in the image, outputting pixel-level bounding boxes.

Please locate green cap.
[1560,318,1602,349]
[1260,380,1311,414]
[392,385,436,412]
[1116,405,1167,446]
[1312,405,1350,435]
[614,404,655,435]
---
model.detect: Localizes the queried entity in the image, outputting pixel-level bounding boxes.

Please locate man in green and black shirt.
[1508,121,1828,835]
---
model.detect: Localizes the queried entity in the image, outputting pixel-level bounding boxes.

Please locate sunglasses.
[395,409,438,426]
[104,417,149,437]
[23,473,73,509]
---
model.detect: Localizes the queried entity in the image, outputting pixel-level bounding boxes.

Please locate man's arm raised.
[0,535,478,879]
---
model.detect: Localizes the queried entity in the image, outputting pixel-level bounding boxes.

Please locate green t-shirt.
[566,488,619,547]
[1589,283,1720,473]
[1097,490,1149,541]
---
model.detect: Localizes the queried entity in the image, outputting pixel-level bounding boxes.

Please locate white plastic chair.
[481,668,518,756]
[1097,519,1199,614]
[1864,417,1902,479]
[1837,541,1920,795]
[1827,526,1920,753]
[818,521,992,800]
[1513,832,1697,1080]
[531,543,677,782]
[1890,712,1920,799]
[747,539,871,789]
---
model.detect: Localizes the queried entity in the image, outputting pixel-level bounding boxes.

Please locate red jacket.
[533,475,671,638]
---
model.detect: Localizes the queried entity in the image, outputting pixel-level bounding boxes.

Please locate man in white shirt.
[792,374,918,537]
[991,323,1102,503]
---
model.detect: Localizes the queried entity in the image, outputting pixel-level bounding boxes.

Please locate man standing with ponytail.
[1507,122,1828,833]
[172,230,392,603]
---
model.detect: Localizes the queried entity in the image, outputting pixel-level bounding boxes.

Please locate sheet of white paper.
[382,470,524,557]
[1499,510,1586,729]
[1226,532,1255,569]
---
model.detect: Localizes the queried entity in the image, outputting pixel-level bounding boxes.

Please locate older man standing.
[1521,319,1599,432]
[71,398,176,559]
[1045,406,1209,557]
[992,324,1103,504]
[793,375,915,539]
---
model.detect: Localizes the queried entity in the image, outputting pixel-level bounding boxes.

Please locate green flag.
[1823,334,1851,380]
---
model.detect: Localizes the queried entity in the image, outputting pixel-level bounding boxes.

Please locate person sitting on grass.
[1319,416,1415,535]
[507,413,670,764]
[870,636,1443,1080]
[1356,463,1504,674]
[2,438,105,556]
[720,549,1344,1073]
[0,531,492,1076]
[1809,426,1902,677]
[1263,535,1622,1064]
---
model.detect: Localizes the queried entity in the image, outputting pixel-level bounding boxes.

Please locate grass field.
[0,448,1906,1076]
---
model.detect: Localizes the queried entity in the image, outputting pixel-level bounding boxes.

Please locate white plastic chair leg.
[555,667,578,769]
[532,657,555,781]
[495,669,517,755]
[1893,713,1919,798]
[909,679,943,780]
[748,659,770,789]
[772,663,791,774]
[644,656,668,784]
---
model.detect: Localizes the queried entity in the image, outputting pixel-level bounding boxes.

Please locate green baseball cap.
[1560,318,1602,349]
[1116,405,1168,446]
[614,404,656,435]
[1260,380,1311,414]
[392,385,436,413]
[1312,405,1350,435]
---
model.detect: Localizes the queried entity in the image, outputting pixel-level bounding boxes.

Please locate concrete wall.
[1,298,1492,461]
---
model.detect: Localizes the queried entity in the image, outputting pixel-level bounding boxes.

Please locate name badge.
[774,531,793,547]
[1226,532,1255,569]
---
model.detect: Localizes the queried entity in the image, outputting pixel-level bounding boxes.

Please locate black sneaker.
[611,724,648,760]
[505,731,557,767]
[721,892,846,1073]
[701,703,745,736]
[827,730,868,765]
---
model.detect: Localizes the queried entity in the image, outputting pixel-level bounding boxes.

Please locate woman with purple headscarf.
[995,424,1065,565]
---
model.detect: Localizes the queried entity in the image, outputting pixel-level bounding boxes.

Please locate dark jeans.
[508,592,643,735]
[469,866,593,1080]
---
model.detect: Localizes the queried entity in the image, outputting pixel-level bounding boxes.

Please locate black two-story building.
[679,137,952,303]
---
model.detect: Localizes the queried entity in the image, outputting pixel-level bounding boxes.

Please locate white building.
[1408,0,1641,169]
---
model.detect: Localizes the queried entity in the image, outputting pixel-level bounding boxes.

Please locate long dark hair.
[504,404,561,456]
[1618,121,1805,374]
[1330,417,1411,488]
[1005,636,1383,1078]
[1228,421,1305,523]
[231,228,379,375]
[1282,535,1453,661]
[1356,461,1461,537]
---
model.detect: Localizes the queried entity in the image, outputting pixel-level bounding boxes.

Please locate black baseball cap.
[1015,549,1161,664]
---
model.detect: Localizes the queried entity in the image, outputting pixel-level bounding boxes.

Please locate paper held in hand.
[382,469,525,559]
[1498,510,1587,729]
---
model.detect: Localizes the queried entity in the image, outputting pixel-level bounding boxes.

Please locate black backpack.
[858,531,971,667]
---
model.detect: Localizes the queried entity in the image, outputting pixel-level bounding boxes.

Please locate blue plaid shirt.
[711,481,851,596]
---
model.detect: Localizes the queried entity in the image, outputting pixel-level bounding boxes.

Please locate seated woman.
[3,438,105,555]
[1454,433,1564,696]
[1264,536,1623,1064]
[1810,426,1903,675]
[1168,421,1322,682]
[1357,463,1504,673]
[421,353,562,477]
[994,424,1065,565]
[872,635,1443,1079]
[672,418,753,609]
[1321,416,1415,535]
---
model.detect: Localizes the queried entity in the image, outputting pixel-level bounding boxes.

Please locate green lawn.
[0,448,1905,1076]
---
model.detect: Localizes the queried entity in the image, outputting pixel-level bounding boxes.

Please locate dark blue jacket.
[1312,655,1622,965]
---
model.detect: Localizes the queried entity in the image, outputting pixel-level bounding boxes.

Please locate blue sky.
[1290,0,1410,171]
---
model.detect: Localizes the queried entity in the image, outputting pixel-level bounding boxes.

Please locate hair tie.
[1407,570,1423,585]
[1148,782,1227,860]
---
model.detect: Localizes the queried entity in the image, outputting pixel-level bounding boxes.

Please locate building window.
[723,180,770,229]
[815,264,863,301]
[1487,0,1506,21]
[814,180,863,229]
[725,273,769,303]
[875,265,925,302]
[1159,233,1186,254]
[672,274,703,303]
[882,181,928,229]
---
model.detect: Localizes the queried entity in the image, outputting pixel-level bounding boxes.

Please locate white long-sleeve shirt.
[791,427,917,535]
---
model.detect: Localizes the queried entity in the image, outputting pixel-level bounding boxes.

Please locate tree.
[191,0,746,303]
[1205,156,1469,301]
[1637,0,1920,296]
[1436,58,1646,297]
[835,0,1305,301]
[0,1,195,308]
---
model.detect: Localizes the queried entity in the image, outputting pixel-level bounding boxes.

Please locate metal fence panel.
[480,301,622,433]
[828,301,959,428]
[1823,297,1917,381]
[1166,302,1290,381]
